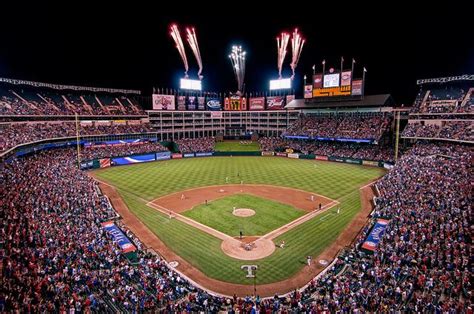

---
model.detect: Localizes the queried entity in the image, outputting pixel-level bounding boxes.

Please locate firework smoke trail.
[290,28,305,80]
[170,25,189,77]
[228,46,246,92]
[186,27,203,79]
[276,32,290,79]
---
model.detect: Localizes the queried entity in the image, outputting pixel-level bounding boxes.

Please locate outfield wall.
[81,150,391,170]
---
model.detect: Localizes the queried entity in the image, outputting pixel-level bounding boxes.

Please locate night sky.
[1,2,472,104]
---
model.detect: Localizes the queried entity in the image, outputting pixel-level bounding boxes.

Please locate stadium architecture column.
[75,113,81,169]
[395,110,401,161]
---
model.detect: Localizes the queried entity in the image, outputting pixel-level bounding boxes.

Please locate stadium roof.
[286,94,395,109]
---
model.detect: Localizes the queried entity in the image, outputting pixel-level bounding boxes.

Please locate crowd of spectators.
[259,137,395,162]
[410,88,472,114]
[2,140,470,312]
[175,137,215,153]
[284,113,392,141]
[402,121,473,141]
[0,122,155,152]
[81,142,168,160]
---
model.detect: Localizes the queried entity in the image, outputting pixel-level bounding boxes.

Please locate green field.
[182,194,305,237]
[215,141,260,151]
[93,157,385,284]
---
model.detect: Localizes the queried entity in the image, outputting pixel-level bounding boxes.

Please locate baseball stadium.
[1,7,472,313]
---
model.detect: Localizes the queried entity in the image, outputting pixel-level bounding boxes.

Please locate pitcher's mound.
[233,208,255,217]
[221,238,275,260]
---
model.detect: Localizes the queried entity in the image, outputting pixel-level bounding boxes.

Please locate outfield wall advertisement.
[156,152,172,160]
[112,154,156,165]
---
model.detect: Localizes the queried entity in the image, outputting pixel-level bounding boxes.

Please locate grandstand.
[1,74,472,312]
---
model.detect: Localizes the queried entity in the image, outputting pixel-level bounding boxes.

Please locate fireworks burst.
[186,27,203,80]
[170,24,189,77]
[229,46,246,92]
[276,33,290,79]
[290,28,305,80]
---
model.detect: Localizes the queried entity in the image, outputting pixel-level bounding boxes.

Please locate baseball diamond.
[91,156,384,296]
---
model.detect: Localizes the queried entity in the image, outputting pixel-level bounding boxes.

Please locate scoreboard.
[305,70,364,99]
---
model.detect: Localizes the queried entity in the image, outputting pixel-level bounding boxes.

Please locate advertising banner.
[276,152,287,157]
[102,221,137,253]
[361,219,389,252]
[341,71,352,86]
[352,80,363,95]
[323,73,340,88]
[195,152,213,157]
[261,151,274,156]
[286,94,295,105]
[304,85,313,98]
[249,97,265,110]
[152,94,175,110]
[315,155,329,161]
[112,154,155,165]
[363,160,380,166]
[197,96,206,110]
[177,96,186,110]
[186,96,197,110]
[206,98,222,111]
[266,96,285,110]
[156,151,172,160]
[224,97,230,110]
[100,158,111,168]
[183,153,195,158]
[80,160,94,170]
[313,74,323,88]
[172,153,183,159]
[241,97,247,111]
[287,153,299,159]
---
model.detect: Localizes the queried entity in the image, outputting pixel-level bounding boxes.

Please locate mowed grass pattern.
[93,157,385,284]
[182,194,305,237]
[93,157,385,201]
[214,141,260,152]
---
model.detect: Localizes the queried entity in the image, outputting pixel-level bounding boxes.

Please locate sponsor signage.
[363,160,380,166]
[313,74,323,88]
[315,155,328,161]
[304,85,313,98]
[183,153,195,158]
[206,98,222,111]
[172,153,183,159]
[195,152,213,157]
[266,96,285,110]
[152,94,176,110]
[287,153,299,159]
[112,154,155,165]
[341,71,352,86]
[352,80,363,95]
[156,151,171,160]
[249,97,265,110]
[276,152,287,157]
[261,151,275,156]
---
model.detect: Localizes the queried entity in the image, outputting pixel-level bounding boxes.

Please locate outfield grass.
[182,194,305,237]
[93,157,385,284]
[215,141,260,151]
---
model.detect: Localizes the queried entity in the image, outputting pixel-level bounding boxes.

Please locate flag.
[322,60,326,65]
[312,64,315,70]
[352,58,356,64]
[363,67,367,72]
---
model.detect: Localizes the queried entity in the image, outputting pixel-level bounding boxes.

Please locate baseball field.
[214,141,260,151]
[92,156,385,296]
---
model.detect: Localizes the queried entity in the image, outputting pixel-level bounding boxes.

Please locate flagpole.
[362,67,367,99]
[322,60,326,76]
[340,56,344,74]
